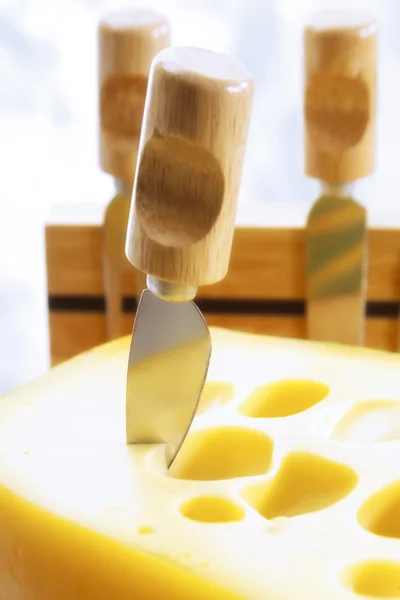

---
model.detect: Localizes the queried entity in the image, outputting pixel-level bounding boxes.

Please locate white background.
[0,0,398,393]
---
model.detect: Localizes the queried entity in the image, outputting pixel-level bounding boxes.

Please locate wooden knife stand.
[45,201,400,366]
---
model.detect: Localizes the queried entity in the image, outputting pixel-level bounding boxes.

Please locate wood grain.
[102,190,133,340]
[125,46,254,286]
[304,11,377,183]
[98,9,170,181]
[49,312,399,367]
[46,222,400,301]
[98,10,170,341]
[304,13,377,346]
[46,201,400,363]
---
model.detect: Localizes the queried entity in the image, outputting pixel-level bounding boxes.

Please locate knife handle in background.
[98,10,171,340]
[125,46,254,292]
[304,12,377,185]
[304,12,377,346]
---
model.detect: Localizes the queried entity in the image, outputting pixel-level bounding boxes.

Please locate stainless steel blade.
[126,289,211,467]
[306,194,367,346]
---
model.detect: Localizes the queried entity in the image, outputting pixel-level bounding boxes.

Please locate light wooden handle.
[304,11,377,184]
[102,190,132,340]
[98,9,171,182]
[125,46,254,287]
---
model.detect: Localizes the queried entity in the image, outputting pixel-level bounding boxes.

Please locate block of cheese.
[1,327,400,599]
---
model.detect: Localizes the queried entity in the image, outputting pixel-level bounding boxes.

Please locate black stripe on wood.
[48,295,400,318]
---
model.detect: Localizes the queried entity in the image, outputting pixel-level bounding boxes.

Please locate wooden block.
[45,201,400,364]
[49,310,398,367]
[46,203,400,301]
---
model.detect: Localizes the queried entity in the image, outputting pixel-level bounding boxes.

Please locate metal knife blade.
[306,193,367,346]
[126,288,211,467]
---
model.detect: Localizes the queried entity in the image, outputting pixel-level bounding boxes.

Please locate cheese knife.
[124,46,254,467]
[304,11,377,346]
[98,9,171,340]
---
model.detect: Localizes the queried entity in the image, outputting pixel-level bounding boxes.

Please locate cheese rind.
[1,328,400,599]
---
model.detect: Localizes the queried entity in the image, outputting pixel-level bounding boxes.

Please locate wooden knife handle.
[99,9,170,339]
[98,10,171,182]
[125,46,254,287]
[304,11,377,184]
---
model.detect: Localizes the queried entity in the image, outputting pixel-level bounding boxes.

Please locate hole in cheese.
[241,451,357,519]
[358,481,400,539]
[168,426,273,481]
[331,400,400,444]
[138,526,156,535]
[179,496,245,523]
[197,381,235,415]
[238,379,329,418]
[341,560,400,597]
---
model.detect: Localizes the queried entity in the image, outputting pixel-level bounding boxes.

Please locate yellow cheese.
[1,327,400,599]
